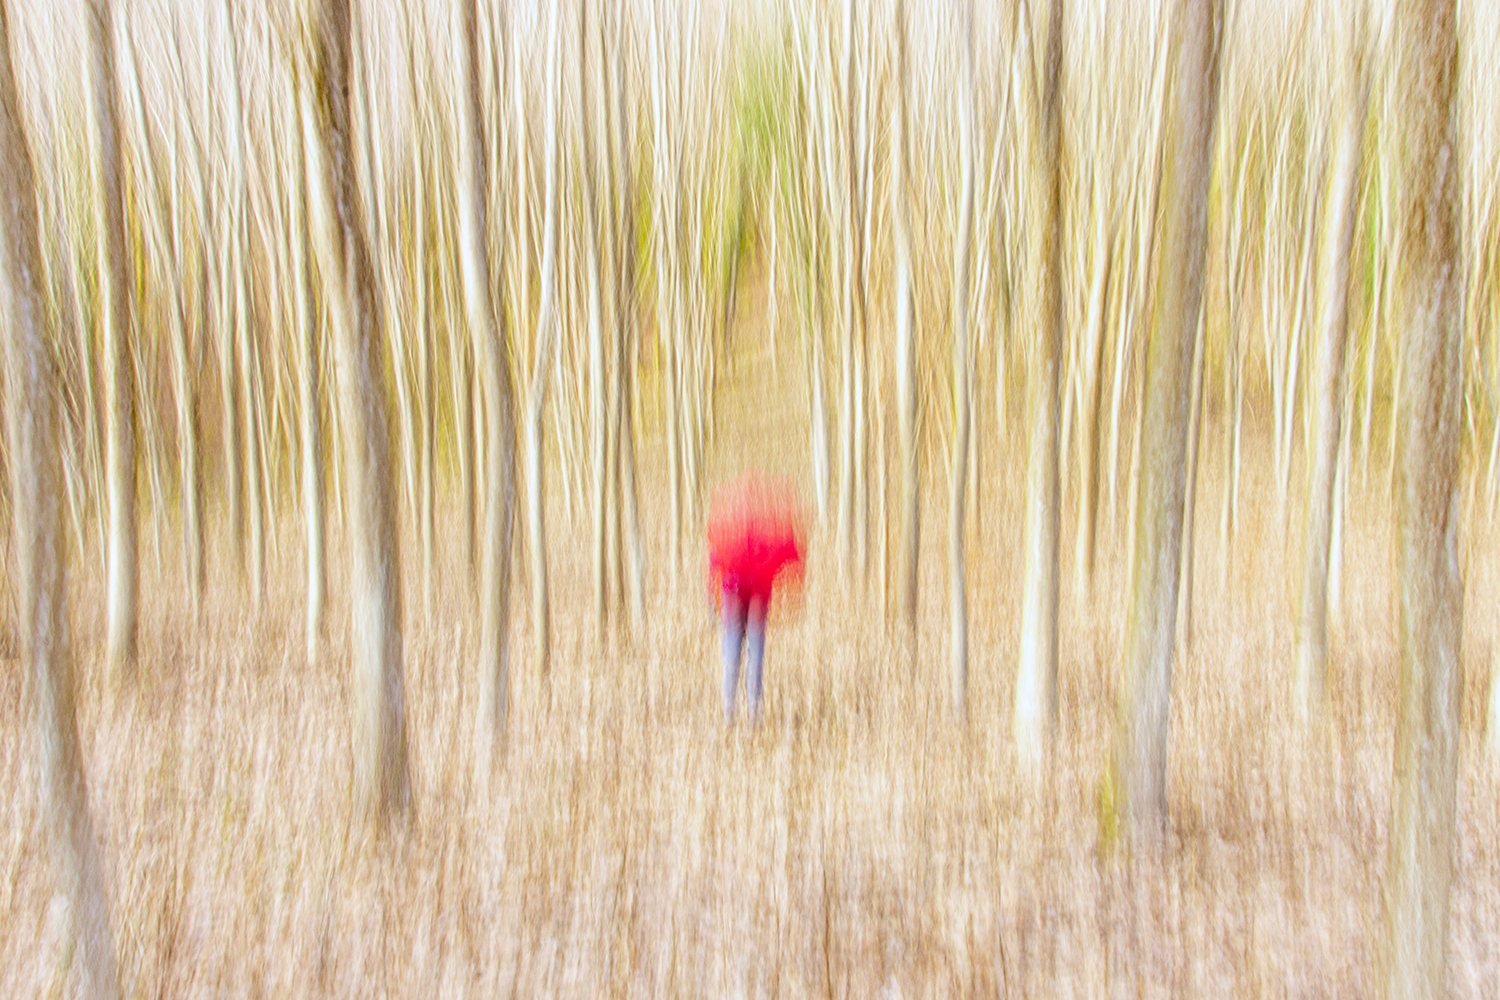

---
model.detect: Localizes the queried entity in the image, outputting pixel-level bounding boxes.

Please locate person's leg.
[721,586,746,722]
[745,594,767,724]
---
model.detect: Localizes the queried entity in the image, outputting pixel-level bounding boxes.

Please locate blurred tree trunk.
[891,0,918,641]
[0,4,120,994]
[950,0,975,719]
[303,0,409,821]
[291,80,324,667]
[1109,0,1222,848]
[582,0,609,637]
[1014,0,1065,765]
[456,0,517,752]
[1295,21,1370,724]
[118,26,203,617]
[89,0,138,679]
[1378,0,1464,996]
[528,0,564,692]
[611,0,645,634]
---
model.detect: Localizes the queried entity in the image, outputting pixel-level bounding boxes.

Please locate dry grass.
[5,275,1500,999]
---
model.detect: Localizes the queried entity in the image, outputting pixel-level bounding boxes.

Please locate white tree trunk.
[528,0,564,691]
[892,0,918,639]
[1014,0,1065,768]
[303,0,409,821]
[950,0,975,719]
[90,0,137,679]
[1,7,120,993]
[1295,28,1370,725]
[456,0,518,755]
[1109,0,1223,848]
[1378,1,1464,996]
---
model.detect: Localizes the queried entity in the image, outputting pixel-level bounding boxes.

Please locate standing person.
[707,471,805,724]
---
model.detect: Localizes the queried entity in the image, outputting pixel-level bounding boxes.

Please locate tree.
[950,0,975,719]
[455,0,518,754]
[1,3,119,994]
[1014,0,1066,767]
[1294,10,1370,724]
[891,0,918,644]
[89,0,138,679]
[302,0,409,821]
[1108,0,1223,847]
[1377,0,1465,995]
[526,0,564,691]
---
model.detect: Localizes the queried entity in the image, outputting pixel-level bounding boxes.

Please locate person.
[706,471,805,724]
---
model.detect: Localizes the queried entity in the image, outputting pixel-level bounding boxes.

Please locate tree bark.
[456,0,518,755]
[89,0,138,680]
[1295,24,1370,725]
[1377,1,1464,996]
[1,4,120,993]
[303,0,409,822]
[1109,0,1223,849]
[1014,0,1066,767]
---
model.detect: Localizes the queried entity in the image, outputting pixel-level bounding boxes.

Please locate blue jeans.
[722,587,767,723]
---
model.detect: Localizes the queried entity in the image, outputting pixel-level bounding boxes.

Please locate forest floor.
[4,262,1500,998]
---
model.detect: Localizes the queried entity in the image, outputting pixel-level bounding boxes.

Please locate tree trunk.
[1377,1,1464,997]
[891,0,918,641]
[528,0,564,692]
[1109,0,1223,849]
[0,5,120,993]
[303,0,409,822]
[286,58,325,666]
[90,0,138,680]
[950,1,975,720]
[456,0,518,755]
[612,0,645,634]
[1014,0,1065,767]
[1295,26,1370,724]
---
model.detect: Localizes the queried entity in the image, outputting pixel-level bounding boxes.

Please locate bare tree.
[89,0,138,679]
[1014,0,1066,766]
[1294,8,1370,724]
[1,3,119,994]
[455,0,517,753]
[302,0,409,821]
[527,0,564,691]
[891,0,918,644]
[1377,0,1465,995]
[1109,0,1223,847]
[950,0,975,719]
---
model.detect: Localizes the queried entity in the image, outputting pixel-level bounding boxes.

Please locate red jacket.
[707,471,805,604]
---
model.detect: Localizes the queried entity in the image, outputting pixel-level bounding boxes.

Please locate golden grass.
[5,293,1500,999]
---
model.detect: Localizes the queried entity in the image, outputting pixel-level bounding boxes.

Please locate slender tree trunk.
[1378,1,1464,996]
[216,0,264,605]
[303,0,409,822]
[456,0,517,755]
[612,0,645,634]
[90,0,138,679]
[950,1,975,719]
[528,0,564,692]
[1014,0,1065,766]
[581,0,609,638]
[1295,27,1370,724]
[1109,0,1223,849]
[892,0,918,641]
[1,5,119,993]
[292,88,325,667]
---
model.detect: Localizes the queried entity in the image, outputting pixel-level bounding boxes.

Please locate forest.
[1,0,1498,996]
